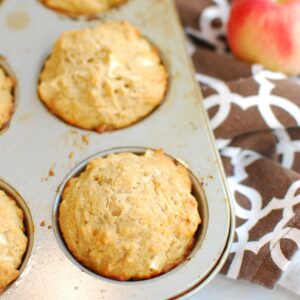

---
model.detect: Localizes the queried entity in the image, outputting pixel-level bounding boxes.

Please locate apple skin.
[227,0,300,75]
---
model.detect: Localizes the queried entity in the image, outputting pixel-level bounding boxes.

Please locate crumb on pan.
[81,135,89,145]
[48,168,55,177]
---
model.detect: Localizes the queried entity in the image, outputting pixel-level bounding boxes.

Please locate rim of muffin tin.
[0,57,19,135]
[53,146,234,298]
[0,178,34,293]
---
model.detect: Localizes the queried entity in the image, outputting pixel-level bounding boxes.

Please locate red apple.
[227,0,300,75]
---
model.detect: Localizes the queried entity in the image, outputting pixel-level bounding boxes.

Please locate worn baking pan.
[0,0,234,299]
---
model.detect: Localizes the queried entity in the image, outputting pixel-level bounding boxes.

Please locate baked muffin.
[41,0,127,17]
[59,150,200,281]
[0,67,14,131]
[38,22,168,132]
[0,190,28,294]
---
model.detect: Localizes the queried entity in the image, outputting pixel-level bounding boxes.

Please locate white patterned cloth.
[176,0,300,294]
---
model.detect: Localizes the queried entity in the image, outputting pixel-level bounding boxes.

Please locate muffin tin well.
[37,29,169,133]
[0,0,234,298]
[53,147,208,283]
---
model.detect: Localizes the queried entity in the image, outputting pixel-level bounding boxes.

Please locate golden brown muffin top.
[41,0,127,16]
[0,190,28,294]
[38,22,168,132]
[59,150,200,281]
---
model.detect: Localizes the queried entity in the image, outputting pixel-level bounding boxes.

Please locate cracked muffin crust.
[0,67,14,132]
[41,0,127,17]
[38,22,168,132]
[59,150,201,281]
[0,190,28,294]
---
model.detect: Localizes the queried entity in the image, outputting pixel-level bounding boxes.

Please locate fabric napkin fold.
[176,0,300,294]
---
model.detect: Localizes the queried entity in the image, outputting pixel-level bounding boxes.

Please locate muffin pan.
[0,0,234,299]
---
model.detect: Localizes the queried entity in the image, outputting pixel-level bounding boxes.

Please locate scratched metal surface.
[0,0,234,299]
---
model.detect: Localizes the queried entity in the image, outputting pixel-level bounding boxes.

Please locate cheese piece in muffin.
[0,67,14,131]
[59,150,200,281]
[41,0,127,16]
[38,22,168,132]
[0,190,28,294]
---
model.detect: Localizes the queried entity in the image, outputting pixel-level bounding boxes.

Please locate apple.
[227,0,300,75]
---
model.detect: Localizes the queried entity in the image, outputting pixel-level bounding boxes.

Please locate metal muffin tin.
[0,0,234,299]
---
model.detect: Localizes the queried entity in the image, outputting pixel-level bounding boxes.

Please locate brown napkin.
[176,0,300,291]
